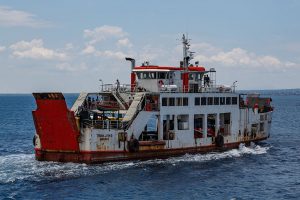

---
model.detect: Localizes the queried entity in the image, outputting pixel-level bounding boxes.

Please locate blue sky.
[0,0,299,93]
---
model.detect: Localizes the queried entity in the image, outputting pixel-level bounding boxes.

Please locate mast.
[182,34,194,70]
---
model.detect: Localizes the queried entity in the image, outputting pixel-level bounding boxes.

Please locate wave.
[0,143,269,184]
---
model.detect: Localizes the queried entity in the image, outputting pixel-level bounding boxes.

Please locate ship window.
[183,97,189,106]
[137,72,142,79]
[189,73,194,80]
[201,97,207,105]
[176,97,182,106]
[220,97,225,105]
[214,97,219,105]
[149,72,156,79]
[232,97,238,105]
[162,98,168,106]
[195,73,201,81]
[195,97,200,106]
[142,72,157,79]
[142,72,148,79]
[169,98,175,106]
[158,72,166,79]
[260,122,264,132]
[226,97,231,105]
[208,97,213,105]
[177,115,189,130]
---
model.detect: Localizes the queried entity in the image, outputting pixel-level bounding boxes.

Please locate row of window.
[195,97,238,106]
[162,97,188,106]
[136,72,174,80]
[162,96,238,107]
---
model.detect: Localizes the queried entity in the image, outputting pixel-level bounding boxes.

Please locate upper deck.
[101,65,235,94]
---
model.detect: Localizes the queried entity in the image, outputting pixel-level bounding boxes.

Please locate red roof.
[134,65,205,72]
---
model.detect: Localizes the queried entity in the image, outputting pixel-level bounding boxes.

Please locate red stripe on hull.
[35,137,267,164]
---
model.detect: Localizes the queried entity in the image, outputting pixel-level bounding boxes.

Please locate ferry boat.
[32,35,273,163]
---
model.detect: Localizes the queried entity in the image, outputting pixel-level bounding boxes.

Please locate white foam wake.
[0,143,269,184]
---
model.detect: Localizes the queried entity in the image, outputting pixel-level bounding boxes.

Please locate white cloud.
[117,38,132,48]
[95,50,128,60]
[0,46,5,52]
[64,43,74,50]
[56,62,87,71]
[81,45,96,55]
[0,6,51,27]
[192,44,297,70]
[84,25,127,44]
[10,39,67,60]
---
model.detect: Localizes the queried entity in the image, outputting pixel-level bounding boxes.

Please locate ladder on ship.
[71,92,88,114]
[112,91,129,110]
[122,92,154,139]
[122,92,145,127]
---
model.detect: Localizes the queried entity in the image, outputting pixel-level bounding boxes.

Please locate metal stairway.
[122,93,145,127]
[71,92,88,114]
[112,91,129,110]
[122,92,154,139]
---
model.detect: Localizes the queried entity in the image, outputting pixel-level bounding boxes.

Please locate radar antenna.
[182,34,194,69]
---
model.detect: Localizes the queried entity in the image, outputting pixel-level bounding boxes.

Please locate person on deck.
[116,79,120,91]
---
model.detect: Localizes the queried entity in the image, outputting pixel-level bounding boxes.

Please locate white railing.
[160,85,234,93]
[82,119,122,130]
[101,84,134,93]
[101,83,235,94]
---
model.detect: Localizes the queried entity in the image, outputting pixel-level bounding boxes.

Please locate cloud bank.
[0,6,51,27]
[10,39,67,60]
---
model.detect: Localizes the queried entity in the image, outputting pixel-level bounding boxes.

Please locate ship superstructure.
[32,35,273,163]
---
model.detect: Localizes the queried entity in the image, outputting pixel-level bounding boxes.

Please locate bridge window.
[169,98,175,106]
[158,72,167,79]
[220,97,225,105]
[195,73,201,81]
[176,97,182,106]
[183,97,189,106]
[201,97,207,105]
[149,72,156,79]
[232,97,238,105]
[208,97,213,105]
[214,97,219,105]
[162,98,168,106]
[139,72,157,79]
[226,97,231,105]
[195,97,200,106]
[137,72,142,79]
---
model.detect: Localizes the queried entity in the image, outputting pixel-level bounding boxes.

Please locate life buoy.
[158,80,164,87]
[215,135,224,147]
[128,138,139,152]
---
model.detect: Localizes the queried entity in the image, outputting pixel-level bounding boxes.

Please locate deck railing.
[160,85,234,93]
[82,119,122,130]
[100,83,234,94]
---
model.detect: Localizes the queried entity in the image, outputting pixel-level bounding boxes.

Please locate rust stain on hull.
[35,137,267,164]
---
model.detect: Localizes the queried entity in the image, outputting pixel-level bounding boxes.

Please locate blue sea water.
[0,90,300,199]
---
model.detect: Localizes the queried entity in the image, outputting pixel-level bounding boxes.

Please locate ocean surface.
[0,90,299,199]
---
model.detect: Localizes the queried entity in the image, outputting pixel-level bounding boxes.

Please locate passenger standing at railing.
[204,75,210,87]
[116,79,120,92]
